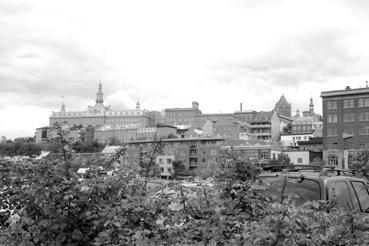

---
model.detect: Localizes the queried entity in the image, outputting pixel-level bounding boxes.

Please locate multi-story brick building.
[125,137,225,171]
[164,101,202,127]
[321,86,369,167]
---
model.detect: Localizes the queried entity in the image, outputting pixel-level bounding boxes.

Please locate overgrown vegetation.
[1,145,369,245]
[0,142,42,157]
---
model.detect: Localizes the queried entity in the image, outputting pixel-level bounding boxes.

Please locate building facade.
[321,86,369,167]
[126,137,225,171]
[249,111,281,142]
[50,83,152,128]
[156,155,175,178]
[164,101,202,127]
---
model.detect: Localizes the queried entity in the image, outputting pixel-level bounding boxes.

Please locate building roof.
[292,116,315,124]
[165,108,201,112]
[96,124,139,131]
[250,111,272,122]
[101,145,123,154]
[321,86,369,98]
[128,137,225,144]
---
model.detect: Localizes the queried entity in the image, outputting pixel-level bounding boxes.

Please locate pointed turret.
[136,100,140,110]
[95,82,104,106]
[274,94,292,118]
[309,97,314,113]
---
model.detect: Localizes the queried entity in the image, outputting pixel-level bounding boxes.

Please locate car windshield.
[260,176,321,205]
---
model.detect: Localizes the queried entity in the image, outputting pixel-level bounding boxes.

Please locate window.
[344,142,354,150]
[343,99,354,108]
[359,112,369,121]
[332,182,353,211]
[343,113,354,122]
[327,114,338,123]
[167,159,172,164]
[351,182,369,212]
[159,159,163,164]
[358,98,369,107]
[260,152,269,159]
[328,154,338,165]
[327,100,338,109]
[261,177,321,206]
[160,167,164,172]
[359,127,369,135]
[343,128,354,136]
[297,158,303,163]
[359,144,365,149]
[167,167,172,173]
[327,128,338,136]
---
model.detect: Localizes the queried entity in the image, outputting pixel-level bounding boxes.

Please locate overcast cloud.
[1,0,369,139]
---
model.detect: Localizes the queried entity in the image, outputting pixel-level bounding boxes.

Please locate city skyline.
[2,0,369,139]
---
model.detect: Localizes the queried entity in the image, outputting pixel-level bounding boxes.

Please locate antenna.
[366,81,368,88]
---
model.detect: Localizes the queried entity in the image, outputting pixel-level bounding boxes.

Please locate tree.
[108,136,120,146]
[350,151,369,179]
[172,159,191,178]
[195,160,221,179]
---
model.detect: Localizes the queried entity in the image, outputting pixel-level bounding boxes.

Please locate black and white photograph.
[1,0,369,245]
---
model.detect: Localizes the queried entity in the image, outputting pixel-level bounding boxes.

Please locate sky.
[1,0,369,139]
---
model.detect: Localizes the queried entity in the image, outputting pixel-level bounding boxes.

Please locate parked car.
[258,165,369,212]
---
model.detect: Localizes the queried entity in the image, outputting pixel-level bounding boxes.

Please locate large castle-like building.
[274,94,292,118]
[49,83,154,127]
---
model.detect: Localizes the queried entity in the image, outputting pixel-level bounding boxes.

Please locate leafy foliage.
[2,145,369,245]
[0,142,42,157]
[350,150,369,179]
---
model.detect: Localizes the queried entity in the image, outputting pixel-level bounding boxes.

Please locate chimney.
[240,102,243,112]
[366,81,368,88]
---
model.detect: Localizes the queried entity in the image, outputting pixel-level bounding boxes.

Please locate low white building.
[280,133,314,149]
[156,155,175,178]
[283,151,310,165]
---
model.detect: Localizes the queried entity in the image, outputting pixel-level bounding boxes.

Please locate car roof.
[258,171,366,183]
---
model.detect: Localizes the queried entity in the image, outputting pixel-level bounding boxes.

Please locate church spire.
[95,81,104,106]
[60,96,65,112]
[136,100,140,110]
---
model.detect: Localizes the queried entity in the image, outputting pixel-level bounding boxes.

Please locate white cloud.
[1,0,369,138]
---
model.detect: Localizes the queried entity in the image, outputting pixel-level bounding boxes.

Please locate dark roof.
[250,111,272,122]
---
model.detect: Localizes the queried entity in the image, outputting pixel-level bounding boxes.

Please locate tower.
[136,100,140,110]
[60,96,65,112]
[274,95,292,118]
[309,97,314,114]
[95,82,104,106]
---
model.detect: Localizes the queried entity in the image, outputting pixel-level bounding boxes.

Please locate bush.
[2,152,369,245]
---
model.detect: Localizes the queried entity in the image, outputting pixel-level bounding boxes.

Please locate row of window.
[327,127,369,136]
[292,125,313,130]
[328,143,369,150]
[327,113,369,122]
[327,98,369,109]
